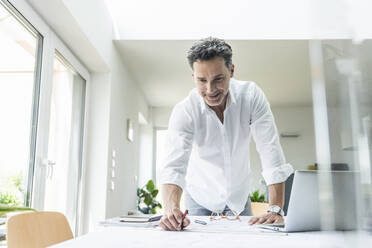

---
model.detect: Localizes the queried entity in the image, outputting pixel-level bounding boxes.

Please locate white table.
[50,217,372,248]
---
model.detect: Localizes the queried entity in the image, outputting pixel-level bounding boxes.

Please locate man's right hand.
[159,208,190,231]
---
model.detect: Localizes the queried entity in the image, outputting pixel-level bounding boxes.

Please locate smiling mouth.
[206,92,221,100]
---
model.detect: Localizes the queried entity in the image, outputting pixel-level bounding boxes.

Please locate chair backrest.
[6,211,73,248]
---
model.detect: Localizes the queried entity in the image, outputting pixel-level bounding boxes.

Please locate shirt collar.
[199,78,236,114]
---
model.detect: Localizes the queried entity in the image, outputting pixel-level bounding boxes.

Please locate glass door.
[0,0,42,207]
[309,39,372,231]
[42,51,86,234]
[0,0,89,239]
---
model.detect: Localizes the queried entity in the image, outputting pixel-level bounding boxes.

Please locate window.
[0,0,42,207]
[155,128,168,182]
[0,0,89,239]
[43,52,86,233]
[155,128,185,211]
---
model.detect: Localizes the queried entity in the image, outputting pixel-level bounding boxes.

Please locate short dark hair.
[187,37,233,69]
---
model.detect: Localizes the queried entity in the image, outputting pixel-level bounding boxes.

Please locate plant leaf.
[146,180,155,193]
[151,189,158,197]
[250,190,266,203]
[144,195,152,206]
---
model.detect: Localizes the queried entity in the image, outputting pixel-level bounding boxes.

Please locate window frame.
[2,0,90,236]
[154,127,168,183]
[0,0,43,208]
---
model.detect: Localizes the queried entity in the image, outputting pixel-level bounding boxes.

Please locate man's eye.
[215,78,222,81]
[200,80,207,83]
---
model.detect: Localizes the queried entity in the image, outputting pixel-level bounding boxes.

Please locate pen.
[194,219,207,225]
[180,209,188,231]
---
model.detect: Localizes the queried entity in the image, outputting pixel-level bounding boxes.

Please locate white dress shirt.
[159,78,293,214]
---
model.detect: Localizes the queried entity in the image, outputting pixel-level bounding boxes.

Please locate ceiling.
[115,40,313,108]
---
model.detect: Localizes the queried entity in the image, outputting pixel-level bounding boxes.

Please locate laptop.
[257,170,358,232]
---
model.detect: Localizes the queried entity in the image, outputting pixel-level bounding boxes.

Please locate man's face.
[192,57,234,107]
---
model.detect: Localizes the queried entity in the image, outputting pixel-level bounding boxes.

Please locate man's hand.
[248,182,286,226]
[248,212,284,225]
[159,207,190,231]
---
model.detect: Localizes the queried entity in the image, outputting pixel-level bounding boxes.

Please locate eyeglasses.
[210,210,241,221]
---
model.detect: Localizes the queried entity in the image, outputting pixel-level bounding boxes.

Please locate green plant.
[0,192,20,206]
[250,190,266,203]
[0,204,36,218]
[9,170,24,194]
[137,180,162,214]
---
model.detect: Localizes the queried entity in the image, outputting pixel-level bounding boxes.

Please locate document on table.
[100,216,286,236]
[159,217,288,236]
[100,217,159,228]
[51,216,364,247]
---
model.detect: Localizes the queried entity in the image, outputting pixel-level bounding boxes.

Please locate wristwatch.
[267,205,284,217]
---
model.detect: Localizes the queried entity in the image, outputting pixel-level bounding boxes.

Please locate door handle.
[42,159,56,179]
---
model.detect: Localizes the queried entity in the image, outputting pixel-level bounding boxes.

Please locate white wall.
[61,0,113,67]
[104,49,147,219]
[81,53,149,232]
[138,123,154,188]
[152,107,173,128]
[82,72,111,233]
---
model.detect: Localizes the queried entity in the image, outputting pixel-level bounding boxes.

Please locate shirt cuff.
[261,163,294,185]
[159,172,186,191]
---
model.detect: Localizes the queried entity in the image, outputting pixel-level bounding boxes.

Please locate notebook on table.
[120,215,162,223]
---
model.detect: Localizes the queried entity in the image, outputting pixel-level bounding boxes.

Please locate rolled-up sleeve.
[158,102,194,190]
[249,84,294,185]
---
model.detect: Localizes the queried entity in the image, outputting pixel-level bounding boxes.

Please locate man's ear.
[230,64,235,78]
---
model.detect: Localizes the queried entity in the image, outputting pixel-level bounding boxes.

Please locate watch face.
[270,205,280,213]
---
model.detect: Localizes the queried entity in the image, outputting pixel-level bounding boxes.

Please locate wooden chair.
[6,211,73,248]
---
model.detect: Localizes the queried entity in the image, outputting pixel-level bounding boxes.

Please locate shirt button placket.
[222,126,232,199]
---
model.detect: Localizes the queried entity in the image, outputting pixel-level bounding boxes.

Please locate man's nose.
[206,82,215,94]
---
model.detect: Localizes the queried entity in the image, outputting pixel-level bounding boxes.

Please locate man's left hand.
[248,212,284,225]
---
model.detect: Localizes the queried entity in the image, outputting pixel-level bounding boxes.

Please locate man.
[159,37,293,231]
